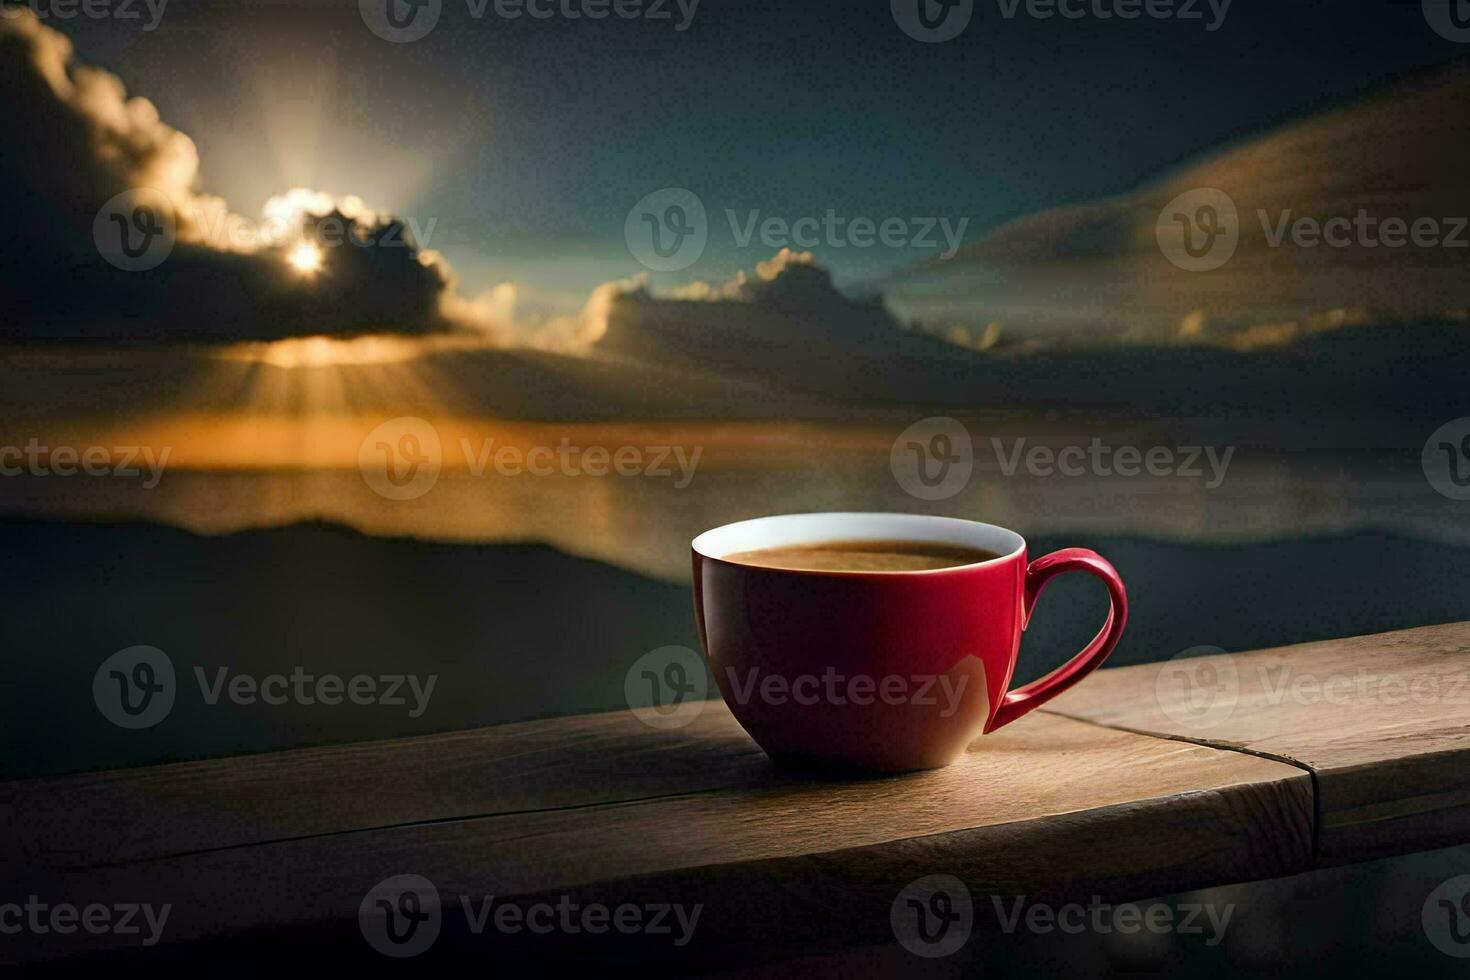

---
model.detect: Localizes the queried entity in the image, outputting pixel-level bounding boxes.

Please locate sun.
[287,242,323,275]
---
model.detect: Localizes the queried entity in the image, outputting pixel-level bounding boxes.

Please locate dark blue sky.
[54,0,1469,310]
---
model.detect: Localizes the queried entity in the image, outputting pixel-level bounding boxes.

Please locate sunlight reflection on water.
[0,441,1456,582]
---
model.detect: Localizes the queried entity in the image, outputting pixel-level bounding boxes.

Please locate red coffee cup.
[692,513,1128,772]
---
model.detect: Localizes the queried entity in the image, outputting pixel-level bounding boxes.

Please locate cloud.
[588,233,1470,414]
[594,249,994,400]
[885,67,1470,352]
[665,248,819,301]
[0,6,237,245]
[0,9,596,347]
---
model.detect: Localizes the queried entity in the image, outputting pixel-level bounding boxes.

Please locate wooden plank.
[1,708,773,869]
[13,622,1467,967]
[1052,621,1470,864]
[0,712,1311,966]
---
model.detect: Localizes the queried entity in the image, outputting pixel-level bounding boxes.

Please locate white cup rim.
[691,512,1025,575]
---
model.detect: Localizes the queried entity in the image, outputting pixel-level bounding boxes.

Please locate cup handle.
[987,548,1128,731]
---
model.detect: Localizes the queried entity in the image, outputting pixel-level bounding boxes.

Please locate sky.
[0,0,1466,468]
[35,0,1469,311]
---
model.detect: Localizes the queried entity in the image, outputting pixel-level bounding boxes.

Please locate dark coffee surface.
[723,539,1003,572]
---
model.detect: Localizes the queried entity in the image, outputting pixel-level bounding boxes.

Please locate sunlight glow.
[287,242,324,275]
[212,332,500,369]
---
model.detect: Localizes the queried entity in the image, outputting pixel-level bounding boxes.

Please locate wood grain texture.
[10,622,1468,967]
[1053,621,1470,864]
[0,711,1310,966]
[1,707,773,868]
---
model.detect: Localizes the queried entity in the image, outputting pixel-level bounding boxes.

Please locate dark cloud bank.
[0,10,458,343]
